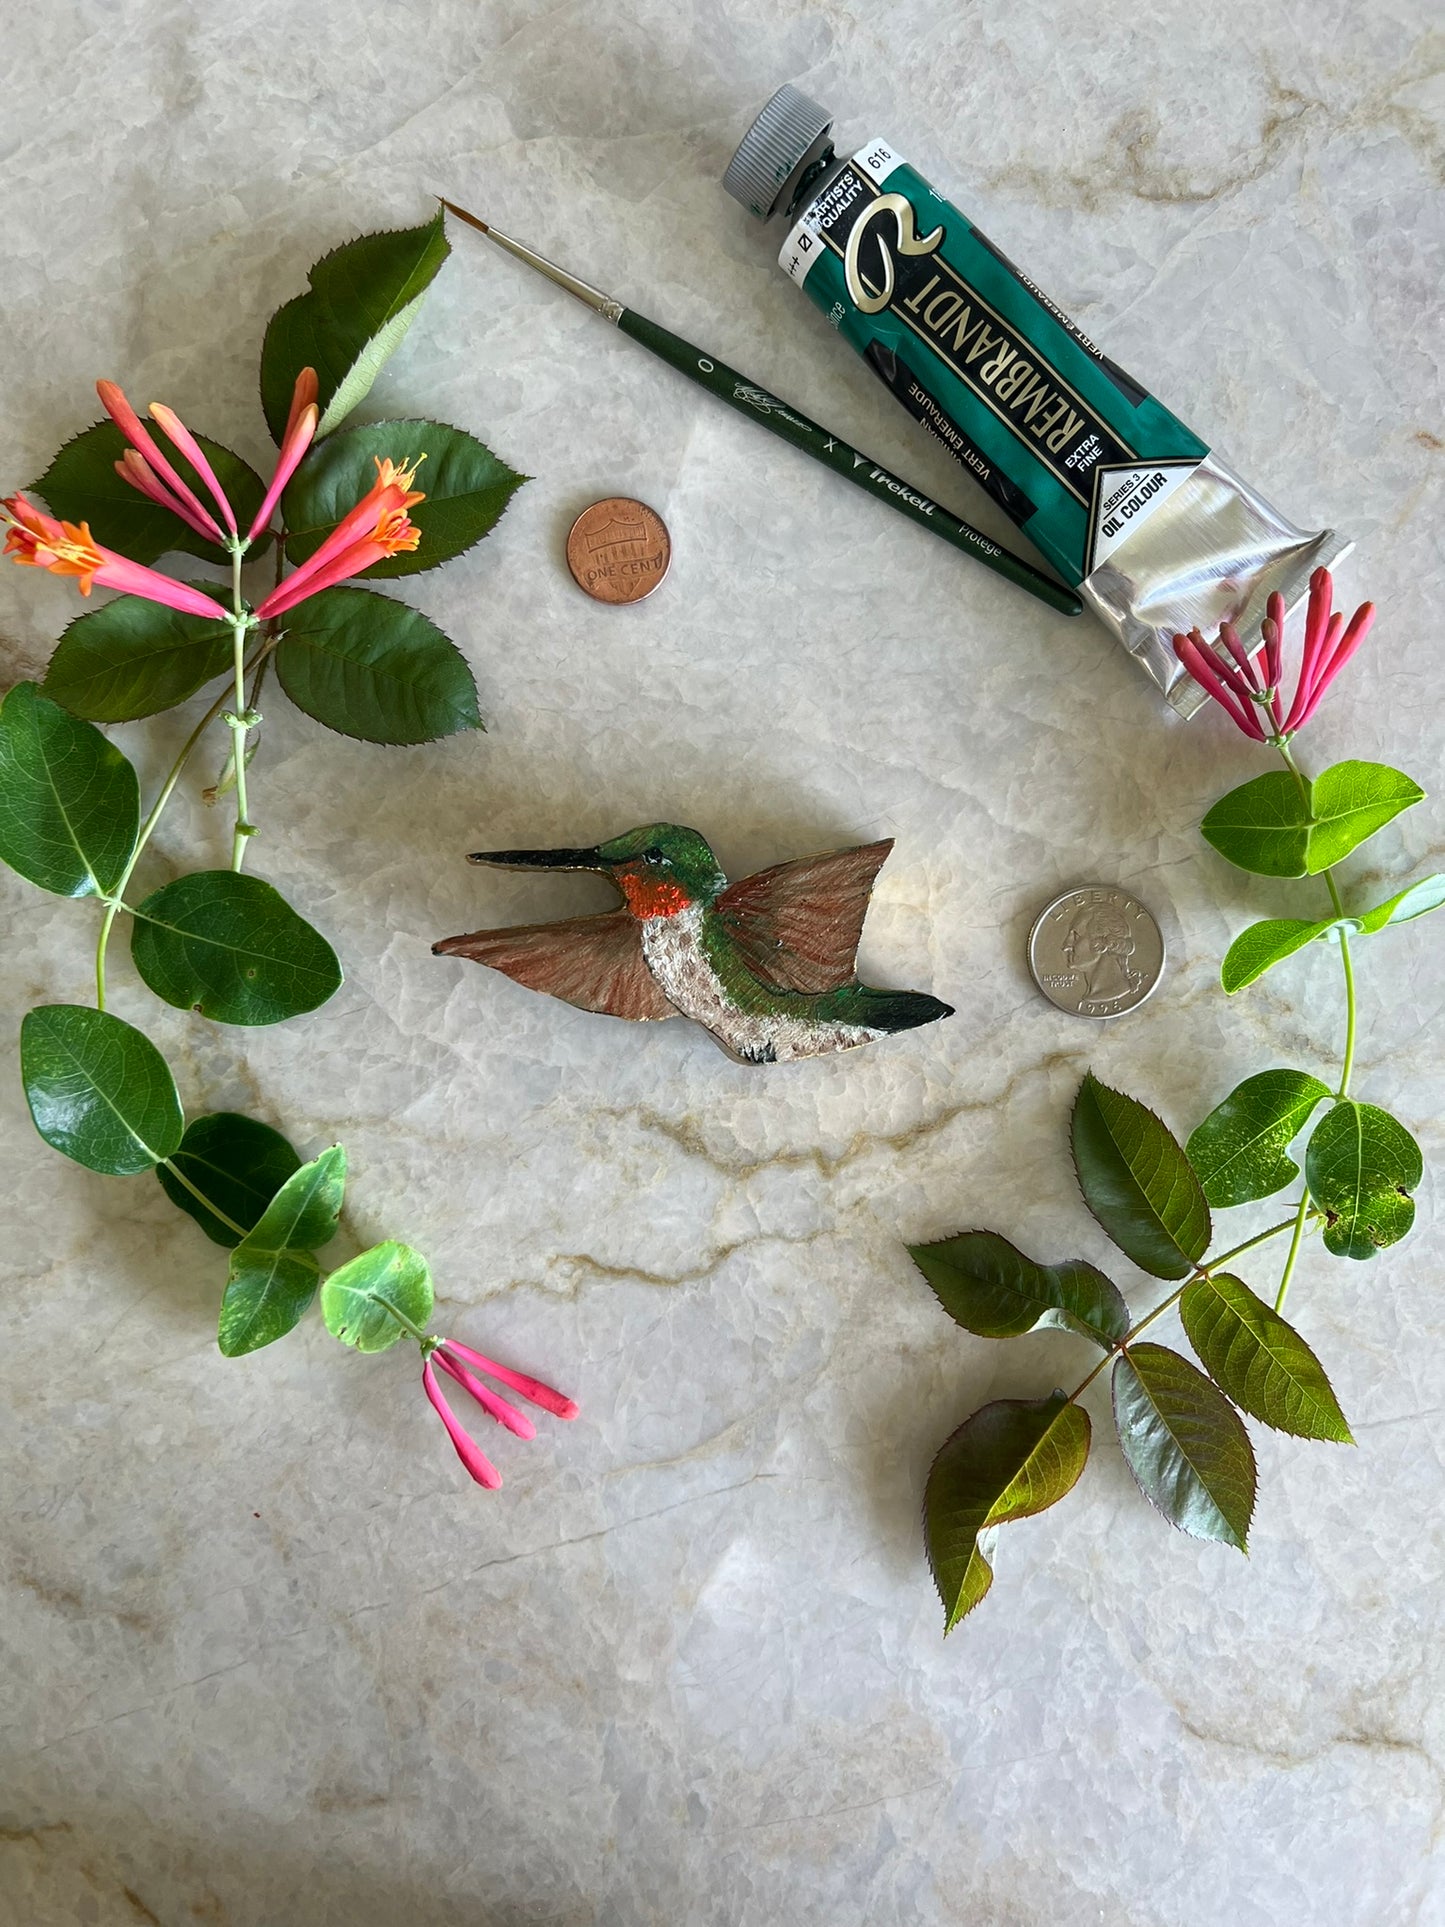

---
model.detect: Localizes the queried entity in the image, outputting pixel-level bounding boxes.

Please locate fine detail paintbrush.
[439,199,1081,619]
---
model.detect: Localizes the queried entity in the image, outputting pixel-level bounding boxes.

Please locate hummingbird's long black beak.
[467,846,608,871]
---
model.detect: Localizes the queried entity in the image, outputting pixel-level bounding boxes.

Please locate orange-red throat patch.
[618,872,690,919]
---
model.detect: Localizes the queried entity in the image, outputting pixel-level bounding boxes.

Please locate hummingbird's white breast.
[639,905,883,1063]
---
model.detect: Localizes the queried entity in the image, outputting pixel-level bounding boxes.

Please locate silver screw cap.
[722,84,834,222]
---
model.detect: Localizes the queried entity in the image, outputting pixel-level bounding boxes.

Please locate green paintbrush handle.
[617,308,1081,618]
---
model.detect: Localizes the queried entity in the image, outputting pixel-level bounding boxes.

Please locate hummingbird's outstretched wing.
[433,911,679,1020]
[713,839,895,994]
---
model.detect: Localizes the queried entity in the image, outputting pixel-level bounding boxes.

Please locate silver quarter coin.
[1027,885,1165,1020]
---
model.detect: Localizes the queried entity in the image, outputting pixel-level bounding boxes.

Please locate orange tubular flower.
[255,456,425,620]
[3,493,229,620]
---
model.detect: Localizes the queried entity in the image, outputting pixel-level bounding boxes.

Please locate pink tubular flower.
[1173,569,1375,741]
[97,379,231,543]
[2,492,229,619]
[421,1337,578,1490]
[247,368,319,542]
[255,455,425,620]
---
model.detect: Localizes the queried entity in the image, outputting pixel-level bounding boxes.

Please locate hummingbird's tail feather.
[849,987,954,1035]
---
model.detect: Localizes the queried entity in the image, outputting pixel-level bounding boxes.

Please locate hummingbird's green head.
[469,823,725,919]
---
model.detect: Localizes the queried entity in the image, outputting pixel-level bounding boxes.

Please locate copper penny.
[565,497,671,604]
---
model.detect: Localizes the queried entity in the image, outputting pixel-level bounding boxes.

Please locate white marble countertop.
[3,4,1442,1922]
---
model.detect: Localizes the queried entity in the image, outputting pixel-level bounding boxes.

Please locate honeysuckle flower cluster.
[423,1337,579,1489]
[1173,568,1376,742]
[2,369,424,625]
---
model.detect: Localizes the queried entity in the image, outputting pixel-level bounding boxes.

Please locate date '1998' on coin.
[1027,886,1165,1019]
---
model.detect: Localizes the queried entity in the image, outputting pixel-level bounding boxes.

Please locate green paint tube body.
[725,89,1348,713]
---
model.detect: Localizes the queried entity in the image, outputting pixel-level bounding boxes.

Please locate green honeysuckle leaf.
[43,594,233,723]
[1305,761,1424,872]
[273,586,480,744]
[1071,1073,1210,1279]
[1180,1273,1352,1442]
[924,1393,1090,1632]
[1221,874,1445,993]
[1305,1100,1422,1259]
[909,1229,1127,1349]
[1112,1342,1256,1550]
[217,1145,347,1356]
[33,420,266,566]
[21,1004,182,1175]
[157,1112,302,1249]
[1221,917,1331,993]
[259,214,451,442]
[130,871,342,1025]
[282,419,526,579]
[320,1241,434,1354]
[1186,1069,1333,1207]
[1354,873,1445,933]
[1200,771,1313,878]
[0,682,138,897]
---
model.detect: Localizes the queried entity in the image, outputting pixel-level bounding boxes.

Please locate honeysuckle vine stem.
[1268,735,1359,1310]
[226,540,256,871]
[1067,1216,1302,1402]
[158,1157,249,1240]
[94,677,242,1010]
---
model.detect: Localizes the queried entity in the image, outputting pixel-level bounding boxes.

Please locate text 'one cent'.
[566,497,671,605]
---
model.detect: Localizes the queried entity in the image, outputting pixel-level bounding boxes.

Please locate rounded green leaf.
[1306,761,1424,873]
[1071,1073,1211,1279]
[1200,771,1313,877]
[925,1394,1091,1632]
[44,594,233,722]
[273,586,480,744]
[1112,1342,1256,1549]
[217,1146,347,1356]
[0,682,139,897]
[21,1004,182,1175]
[1355,873,1445,933]
[1305,1100,1422,1259]
[157,1112,302,1248]
[1220,917,1332,993]
[1181,1273,1352,1442]
[1186,1069,1333,1208]
[282,419,526,579]
[260,215,450,442]
[320,1241,434,1354]
[908,1229,1127,1348]
[130,870,342,1025]
[33,421,266,566]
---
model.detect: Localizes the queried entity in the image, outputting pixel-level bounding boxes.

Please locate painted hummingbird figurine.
[433,824,952,1064]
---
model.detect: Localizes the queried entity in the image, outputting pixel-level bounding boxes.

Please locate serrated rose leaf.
[1305,761,1424,873]
[157,1112,302,1249]
[1071,1073,1210,1278]
[217,1145,346,1356]
[282,418,526,578]
[320,1241,434,1354]
[273,586,480,744]
[0,683,139,897]
[1186,1069,1333,1207]
[1200,771,1313,877]
[1305,1100,1422,1259]
[130,871,343,1025]
[908,1229,1127,1349]
[33,421,266,566]
[43,594,233,723]
[259,215,450,442]
[1181,1273,1352,1442]
[1112,1342,1256,1549]
[21,1004,182,1175]
[924,1393,1090,1633]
